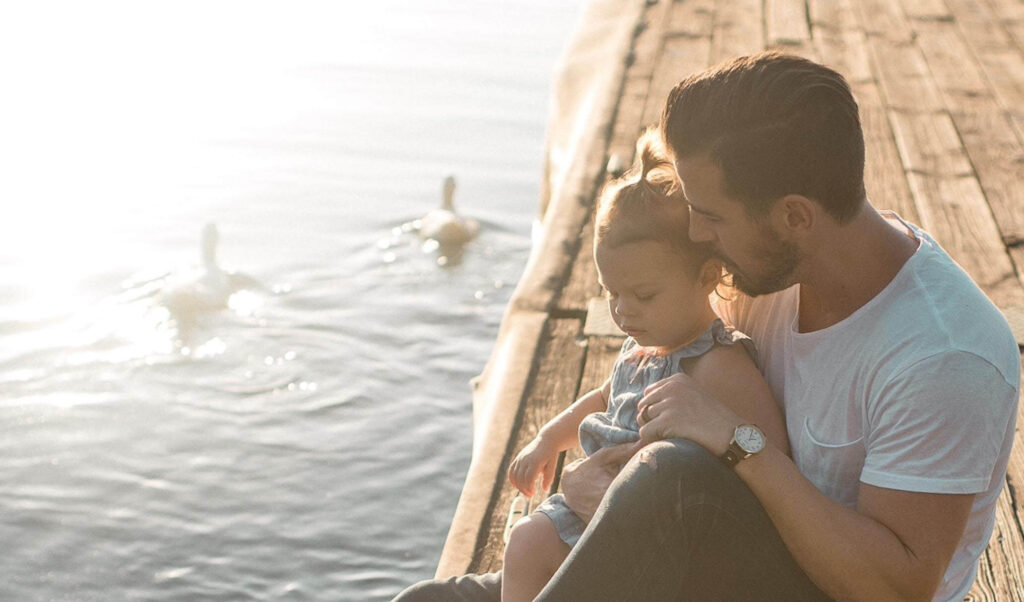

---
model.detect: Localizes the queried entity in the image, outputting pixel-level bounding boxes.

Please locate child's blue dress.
[534,318,756,547]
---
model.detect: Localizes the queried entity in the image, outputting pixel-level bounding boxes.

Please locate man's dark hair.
[661,51,866,222]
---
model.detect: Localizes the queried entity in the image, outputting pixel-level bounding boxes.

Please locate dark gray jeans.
[393,439,831,601]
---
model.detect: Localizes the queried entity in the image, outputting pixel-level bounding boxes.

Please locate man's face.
[674,155,801,297]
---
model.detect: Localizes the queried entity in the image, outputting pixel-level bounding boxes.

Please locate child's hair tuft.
[594,128,716,278]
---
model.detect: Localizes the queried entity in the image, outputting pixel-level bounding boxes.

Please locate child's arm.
[684,344,790,455]
[507,378,611,497]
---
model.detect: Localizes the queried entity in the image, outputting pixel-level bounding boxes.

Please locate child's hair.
[594,128,716,279]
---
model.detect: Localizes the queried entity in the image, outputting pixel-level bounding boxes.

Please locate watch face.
[735,425,766,454]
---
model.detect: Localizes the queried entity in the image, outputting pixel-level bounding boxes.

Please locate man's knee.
[600,439,726,510]
[631,439,720,481]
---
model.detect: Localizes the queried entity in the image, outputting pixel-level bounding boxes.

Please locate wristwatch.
[720,424,766,468]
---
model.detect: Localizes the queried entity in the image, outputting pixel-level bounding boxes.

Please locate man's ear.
[772,194,815,234]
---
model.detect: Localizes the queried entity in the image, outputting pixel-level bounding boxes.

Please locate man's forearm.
[736,447,965,601]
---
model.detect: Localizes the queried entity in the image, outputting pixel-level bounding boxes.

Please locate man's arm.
[738,446,973,601]
[636,373,976,601]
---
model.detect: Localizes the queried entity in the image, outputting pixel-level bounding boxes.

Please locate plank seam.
[804,0,814,41]
[550,308,588,320]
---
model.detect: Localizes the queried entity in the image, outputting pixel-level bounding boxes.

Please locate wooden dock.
[435,0,1024,599]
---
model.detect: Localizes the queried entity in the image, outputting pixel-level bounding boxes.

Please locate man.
[394,52,1019,601]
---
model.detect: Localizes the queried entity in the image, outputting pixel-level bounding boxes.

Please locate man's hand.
[560,441,643,523]
[636,372,740,455]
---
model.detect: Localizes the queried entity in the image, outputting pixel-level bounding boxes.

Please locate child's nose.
[614,299,636,317]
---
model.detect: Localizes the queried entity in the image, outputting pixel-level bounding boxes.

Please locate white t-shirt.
[715,215,1020,602]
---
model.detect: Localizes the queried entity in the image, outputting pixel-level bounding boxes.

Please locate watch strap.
[719,444,745,468]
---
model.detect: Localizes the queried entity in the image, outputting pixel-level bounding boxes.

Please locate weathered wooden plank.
[912,19,1024,247]
[856,0,917,42]
[1008,20,1024,68]
[808,0,874,87]
[913,19,991,100]
[946,0,1024,121]
[938,0,1024,242]
[899,16,1024,290]
[766,0,812,48]
[468,318,587,574]
[555,0,670,314]
[855,0,1024,311]
[860,32,945,112]
[668,0,715,37]
[641,0,715,127]
[968,385,1024,602]
[608,73,657,164]
[872,43,945,112]
[711,0,765,63]
[857,0,954,126]
[986,0,1024,23]
[889,111,974,178]
[861,106,923,221]
[557,212,601,314]
[901,0,954,21]
[891,111,1024,308]
[968,483,1024,602]
[561,335,625,472]
[811,0,921,221]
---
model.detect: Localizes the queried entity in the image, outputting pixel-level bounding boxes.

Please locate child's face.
[595,240,713,352]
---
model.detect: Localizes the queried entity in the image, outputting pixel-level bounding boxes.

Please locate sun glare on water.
[0,0,388,326]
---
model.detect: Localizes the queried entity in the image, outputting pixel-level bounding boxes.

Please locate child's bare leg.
[501,513,571,602]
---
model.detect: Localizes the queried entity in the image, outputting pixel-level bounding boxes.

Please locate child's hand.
[507,437,560,497]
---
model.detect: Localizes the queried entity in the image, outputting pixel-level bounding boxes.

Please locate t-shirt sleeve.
[861,350,1018,494]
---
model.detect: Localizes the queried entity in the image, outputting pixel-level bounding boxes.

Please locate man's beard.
[719,235,801,297]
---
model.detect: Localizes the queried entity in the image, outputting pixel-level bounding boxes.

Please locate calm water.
[0,2,582,599]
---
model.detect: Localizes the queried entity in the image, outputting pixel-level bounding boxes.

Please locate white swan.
[160,223,260,322]
[418,175,479,247]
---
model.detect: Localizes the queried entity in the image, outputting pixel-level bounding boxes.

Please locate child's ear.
[698,259,723,292]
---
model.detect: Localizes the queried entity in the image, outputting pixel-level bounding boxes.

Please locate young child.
[501,129,791,602]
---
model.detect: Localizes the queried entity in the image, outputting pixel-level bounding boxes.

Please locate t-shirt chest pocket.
[796,416,866,508]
